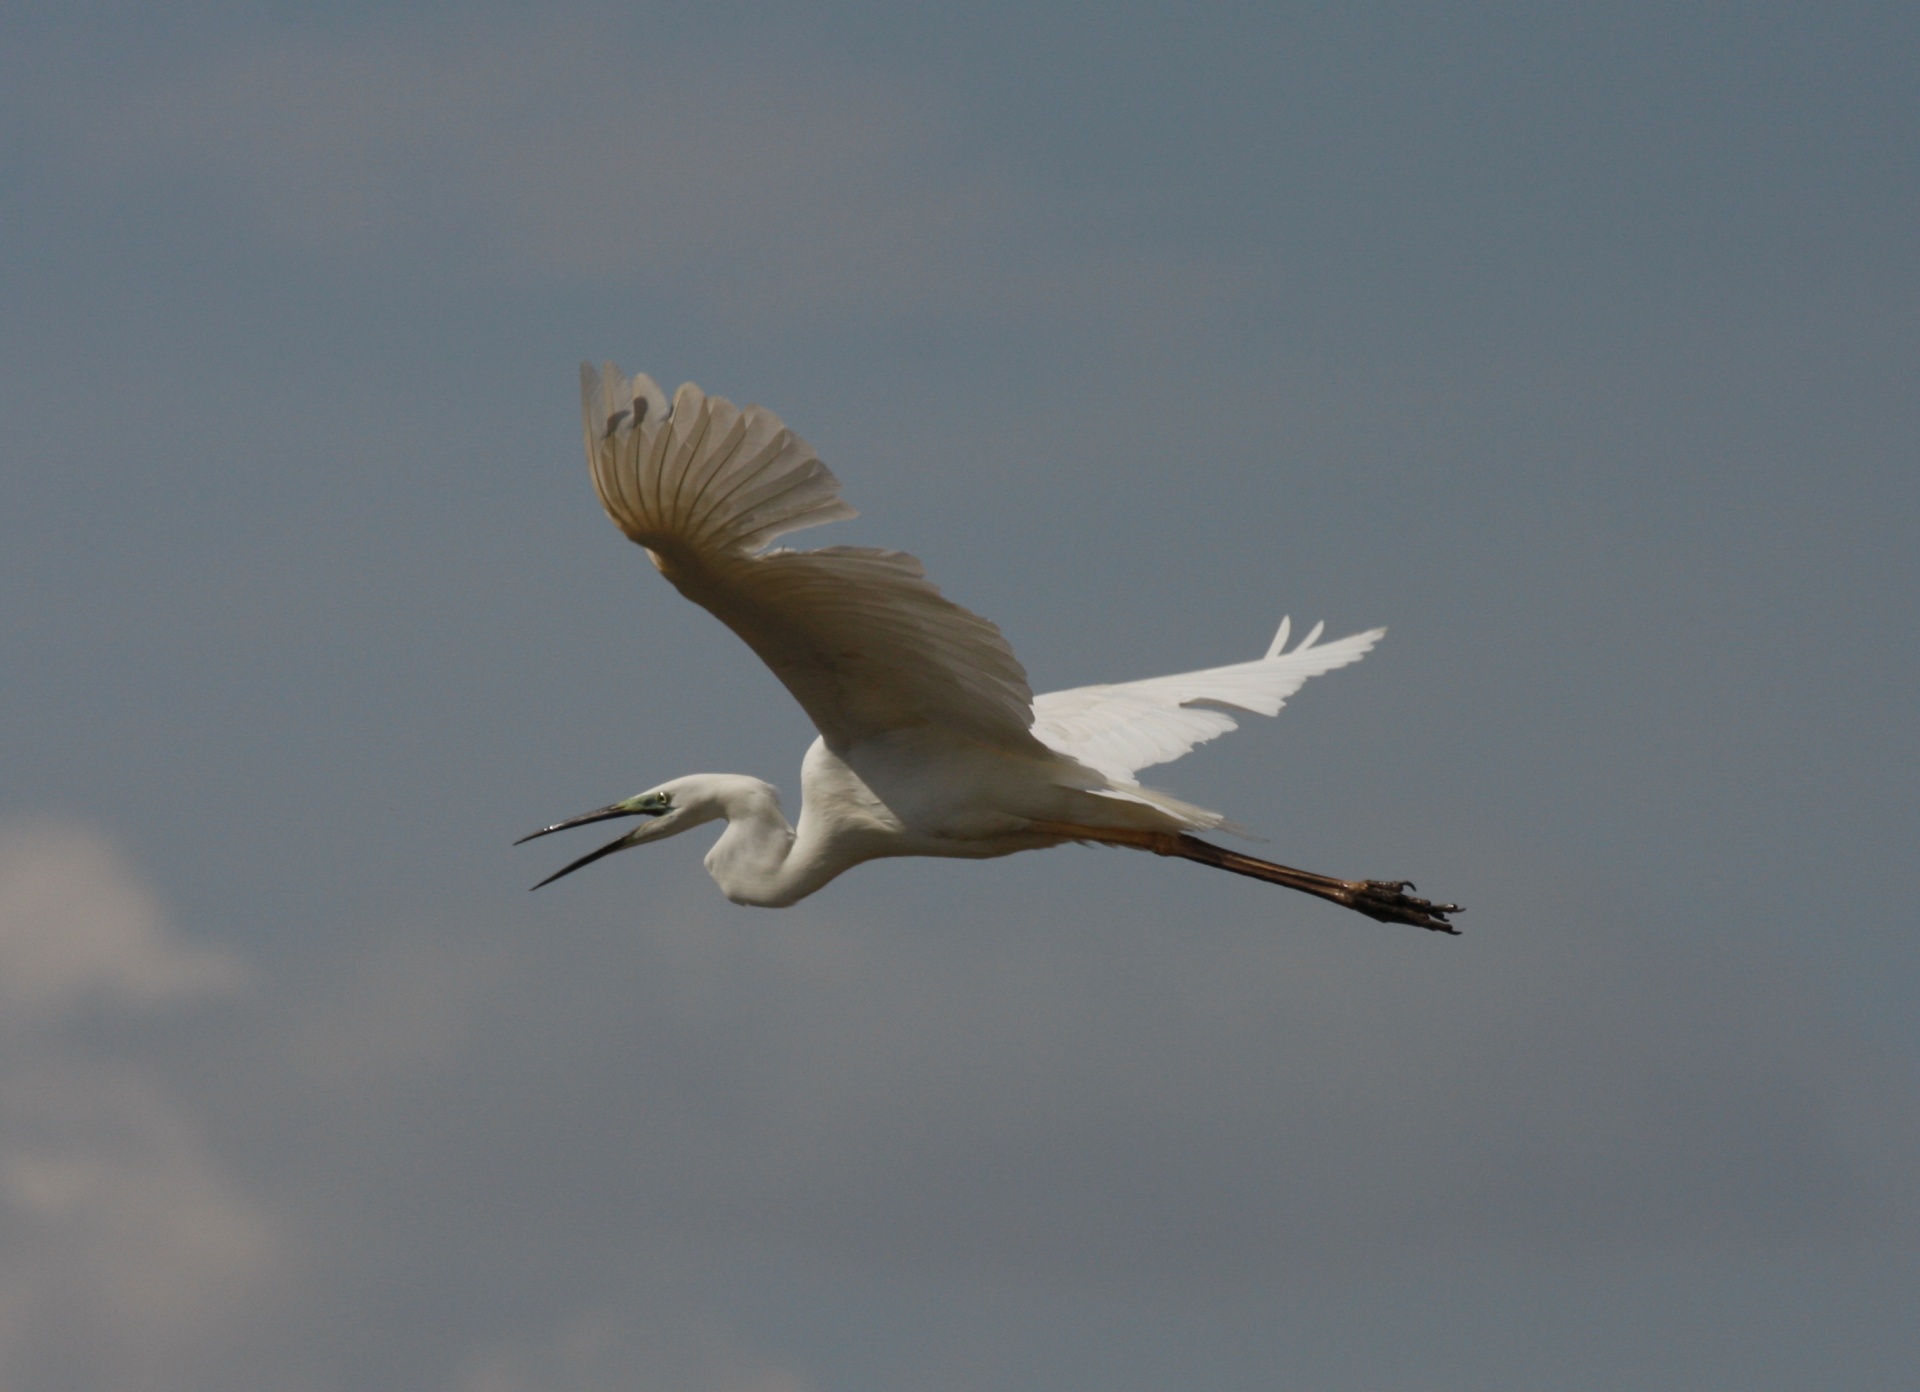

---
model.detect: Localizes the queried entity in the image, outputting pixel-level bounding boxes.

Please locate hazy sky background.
[2,2,1917,1388]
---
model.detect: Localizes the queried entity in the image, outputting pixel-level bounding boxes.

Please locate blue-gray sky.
[2,3,1917,1388]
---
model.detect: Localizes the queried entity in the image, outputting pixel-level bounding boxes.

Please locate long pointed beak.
[528,829,645,890]
[514,801,659,846]
[516,798,669,891]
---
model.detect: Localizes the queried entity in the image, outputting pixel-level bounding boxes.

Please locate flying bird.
[518,366,1460,933]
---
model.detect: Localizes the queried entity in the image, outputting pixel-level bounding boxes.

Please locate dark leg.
[1165,835,1462,934]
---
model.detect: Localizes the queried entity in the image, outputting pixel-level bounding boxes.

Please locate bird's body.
[669,733,1190,908]
[520,366,1459,933]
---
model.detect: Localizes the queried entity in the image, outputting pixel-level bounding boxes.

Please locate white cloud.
[0,820,813,1390]
[0,815,1911,1387]
[0,821,273,1391]
[0,821,248,1022]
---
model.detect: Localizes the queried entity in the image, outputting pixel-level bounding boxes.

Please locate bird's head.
[515,777,718,888]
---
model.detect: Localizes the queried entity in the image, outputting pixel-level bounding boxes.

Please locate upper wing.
[581,364,1047,753]
[1029,618,1383,783]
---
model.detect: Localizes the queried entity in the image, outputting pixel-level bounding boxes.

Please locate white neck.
[693,775,846,907]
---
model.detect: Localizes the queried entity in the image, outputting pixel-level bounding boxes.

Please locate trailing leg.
[1026,822,1461,933]
[1166,834,1461,933]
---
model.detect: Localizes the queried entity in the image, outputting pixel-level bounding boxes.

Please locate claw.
[1347,880,1462,934]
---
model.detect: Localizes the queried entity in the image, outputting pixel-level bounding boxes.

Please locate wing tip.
[578,363,855,554]
[1266,617,1385,660]
[1264,616,1292,659]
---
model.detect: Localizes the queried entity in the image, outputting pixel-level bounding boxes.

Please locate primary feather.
[1029,620,1383,784]
[582,365,1044,753]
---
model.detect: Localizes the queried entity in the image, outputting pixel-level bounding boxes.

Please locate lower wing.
[1028,618,1383,785]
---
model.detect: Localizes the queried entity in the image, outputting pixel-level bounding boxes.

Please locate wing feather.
[1030,620,1383,783]
[582,364,1045,752]
[582,364,1379,797]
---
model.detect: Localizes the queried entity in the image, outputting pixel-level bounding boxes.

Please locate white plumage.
[582,364,1036,752]
[519,366,1459,933]
[1030,618,1381,786]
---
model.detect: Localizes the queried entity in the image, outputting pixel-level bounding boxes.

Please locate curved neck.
[699,777,844,907]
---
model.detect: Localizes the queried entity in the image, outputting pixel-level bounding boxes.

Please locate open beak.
[515,799,667,890]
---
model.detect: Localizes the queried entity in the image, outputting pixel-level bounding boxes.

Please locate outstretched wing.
[582,364,1048,753]
[1029,618,1383,783]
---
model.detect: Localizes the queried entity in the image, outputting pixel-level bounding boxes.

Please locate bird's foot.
[1340,880,1462,934]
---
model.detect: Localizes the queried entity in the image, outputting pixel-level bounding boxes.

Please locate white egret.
[518,366,1460,933]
